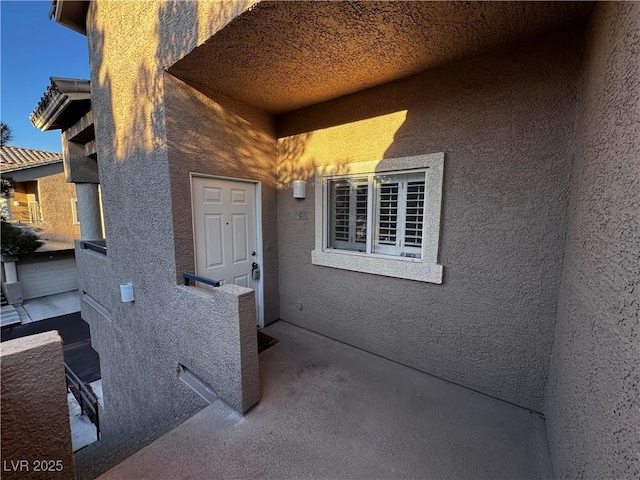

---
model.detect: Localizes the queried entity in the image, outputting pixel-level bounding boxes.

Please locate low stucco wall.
[77,244,260,440]
[173,284,260,412]
[2,279,23,305]
[276,29,581,411]
[0,332,75,480]
[545,3,640,478]
[75,242,115,310]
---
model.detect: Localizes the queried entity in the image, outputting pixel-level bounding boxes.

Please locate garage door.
[18,258,79,300]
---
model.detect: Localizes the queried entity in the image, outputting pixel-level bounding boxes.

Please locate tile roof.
[0,146,62,173]
[31,77,91,131]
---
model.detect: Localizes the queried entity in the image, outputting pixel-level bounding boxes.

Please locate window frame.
[312,152,444,284]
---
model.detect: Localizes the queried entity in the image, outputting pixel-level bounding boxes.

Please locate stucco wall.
[38,172,79,243]
[164,74,280,325]
[277,31,582,411]
[8,173,78,245]
[545,3,640,478]
[84,0,261,444]
[1,332,75,480]
[10,182,37,222]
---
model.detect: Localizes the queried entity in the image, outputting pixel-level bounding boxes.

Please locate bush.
[1,219,43,256]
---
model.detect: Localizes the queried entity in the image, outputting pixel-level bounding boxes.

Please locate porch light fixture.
[293,180,306,199]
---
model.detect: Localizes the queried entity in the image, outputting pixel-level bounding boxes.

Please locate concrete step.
[1,305,20,328]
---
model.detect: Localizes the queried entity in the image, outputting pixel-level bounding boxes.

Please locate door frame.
[190,173,265,327]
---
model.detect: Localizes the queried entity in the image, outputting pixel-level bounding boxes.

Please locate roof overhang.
[1,159,63,175]
[30,77,91,132]
[2,162,65,183]
[51,0,89,35]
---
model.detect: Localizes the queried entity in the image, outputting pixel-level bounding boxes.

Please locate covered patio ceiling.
[169,1,594,114]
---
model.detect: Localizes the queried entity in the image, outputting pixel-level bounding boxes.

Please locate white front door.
[192,176,262,324]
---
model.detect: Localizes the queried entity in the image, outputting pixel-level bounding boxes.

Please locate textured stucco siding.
[167,1,593,115]
[173,283,260,413]
[84,0,261,443]
[0,332,76,479]
[164,74,279,325]
[62,128,100,184]
[277,31,582,411]
[545,3,640,478]
[38,172,80,243]
[9,171,78,245]
[9,181,39,223]
[75,244,116,312]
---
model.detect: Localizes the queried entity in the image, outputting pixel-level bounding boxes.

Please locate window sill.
[311,249,443,284]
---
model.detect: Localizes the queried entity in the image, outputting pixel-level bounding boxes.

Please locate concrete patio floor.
[101,321,552,479]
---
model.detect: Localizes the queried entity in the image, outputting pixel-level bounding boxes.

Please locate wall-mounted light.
[293,180,306,199]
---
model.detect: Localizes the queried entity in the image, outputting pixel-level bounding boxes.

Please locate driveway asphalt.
[1,312,100,383]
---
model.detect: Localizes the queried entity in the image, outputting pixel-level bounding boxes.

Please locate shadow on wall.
[272,28,583,413]
[277,133,314,188]
[88,0,286,300]
[87,1,256,269]
[162,73,282,281]
[277,133,359,188]
[91,0,256,165]
[164,76,276,181]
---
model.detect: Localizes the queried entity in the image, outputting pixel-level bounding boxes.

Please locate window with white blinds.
[373,172,425,257]
[313,152,444,284]
[327,171,426,258]
[328,178,368,251]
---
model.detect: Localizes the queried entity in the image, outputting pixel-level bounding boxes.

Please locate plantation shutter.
[373,172,425,257]
[327,171,425,258]
[328,178,368,251]
[404,180,425,249]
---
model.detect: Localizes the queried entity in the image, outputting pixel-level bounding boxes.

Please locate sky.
[1,0,89,153]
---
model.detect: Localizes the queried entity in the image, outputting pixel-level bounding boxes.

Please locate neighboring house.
[46,1,638,478]
[1,146,81,304]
